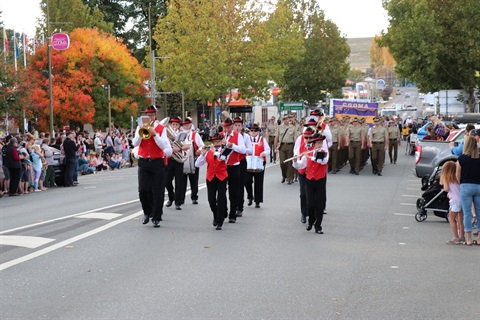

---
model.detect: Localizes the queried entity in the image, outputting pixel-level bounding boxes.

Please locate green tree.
[281,0,350,105]
[38,0,113,35]
[153,0,273,110]
[381,0,480,112]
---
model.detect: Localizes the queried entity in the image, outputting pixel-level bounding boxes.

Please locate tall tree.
[281,0,350,105]
[381,0,480,112]
[28,28,149,131]
[370,35,396,85]
[153,0,273,109]
[38,0,113,35]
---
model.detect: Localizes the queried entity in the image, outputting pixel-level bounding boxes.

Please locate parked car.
[414,129,465,178]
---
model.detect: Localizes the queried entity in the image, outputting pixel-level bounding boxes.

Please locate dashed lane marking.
[400,203,416,206]
[394,213,415,217]
[0,236,55,248]
[75,213,123,220]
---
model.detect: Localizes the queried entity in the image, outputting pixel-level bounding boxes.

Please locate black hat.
[233,116,243,124]
[250,124,260,132]
[222,118,233,126]
[303,119,317,127]
[182,117,192,125]
[303,127,316,136]
[210,133,224,141]
[169,116,182,124]
[310,133,326,142]
[143,105,157,114]
[310,109,324,116]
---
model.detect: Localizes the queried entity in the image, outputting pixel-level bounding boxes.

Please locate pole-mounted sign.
[51,33,70,51]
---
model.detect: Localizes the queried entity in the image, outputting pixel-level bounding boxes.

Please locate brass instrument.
[159,117,188,163]
[139,121,154,140]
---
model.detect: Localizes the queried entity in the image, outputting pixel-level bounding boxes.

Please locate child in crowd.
[440,161,464,244]
[78,153,96,175]
[20,152,31,194]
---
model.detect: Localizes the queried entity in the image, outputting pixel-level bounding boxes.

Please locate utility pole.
[47,0,54,136]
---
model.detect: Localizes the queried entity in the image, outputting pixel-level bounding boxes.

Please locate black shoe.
[349,169,354,174]
[255,203,260,208]
[236,210,243,217]
[373,171,377,175]
[324,209,327,215]
[228,218,236,223]
[213,220,217,227]
[192,199,198,204]
[152,220,160,228]
[394,161,396,164]
[315,228,323,234]
[354,172,359,175]
[306,225,313,231]
[216,225,222,230]
[175,205,182,210]
[281,178,286,183]
[377,172,382,176]
[301,215,306,224]
[142,214,150,225]
[331,170,337,174]
[248,199,253,206]
[294,178,298,182]
[287,180,292,185]
[165,201,173,207]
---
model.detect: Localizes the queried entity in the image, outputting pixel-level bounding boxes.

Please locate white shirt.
[132,122,172,157]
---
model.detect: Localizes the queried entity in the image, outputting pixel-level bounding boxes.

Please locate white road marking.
[403,227,409,229]
[391,266,399,269]
[0,236,55,248]
[400,203,416,206]
[83,186,97,189]
[0,211,143,271]
[75,213,123,220]
[394,213,415,216]
[399,243,406,245]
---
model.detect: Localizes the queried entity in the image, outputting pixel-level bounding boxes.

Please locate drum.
[246,156,264,172]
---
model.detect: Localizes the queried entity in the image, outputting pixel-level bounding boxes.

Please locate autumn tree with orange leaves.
[28,28,149,131]
[370,35,396,85]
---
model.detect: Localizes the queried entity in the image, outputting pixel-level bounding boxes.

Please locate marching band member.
[132,106,172,228]
[179,117,204,205]
[165,116,187,210]
[195,133,228,230]
[221,117,247,223]
[245,124,270,208]
[293,132,329,234]
[233,116,252,217]
[293,123,316,224]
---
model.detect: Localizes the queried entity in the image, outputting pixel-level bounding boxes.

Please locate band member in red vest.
[233,116,252,217]
[221,118,246,223]
[294,132,329,234]
[245,124,270,208]
[293,124,316,223]
[132,106,172,227]
[195,133,228,230]
[164,116,187,210]
[179,117,204,205]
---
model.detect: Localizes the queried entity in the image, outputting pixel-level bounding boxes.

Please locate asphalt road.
[1,152,479,320]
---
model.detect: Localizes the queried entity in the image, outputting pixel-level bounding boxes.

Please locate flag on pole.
[13,30,18,71]
[23,33,28,68]
[33,37,39,55]
[2,28,7,56]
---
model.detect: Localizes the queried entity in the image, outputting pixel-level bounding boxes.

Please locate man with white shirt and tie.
[245,124,270,208]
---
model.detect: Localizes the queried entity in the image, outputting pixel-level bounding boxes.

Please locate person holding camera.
[293,133,329,234]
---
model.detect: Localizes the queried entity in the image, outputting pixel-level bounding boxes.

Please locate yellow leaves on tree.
[29,28,148,131]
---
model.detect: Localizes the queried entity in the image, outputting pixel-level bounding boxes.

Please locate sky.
[0,0,389,38]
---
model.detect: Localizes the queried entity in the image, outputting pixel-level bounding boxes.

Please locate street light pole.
[107,84,111,130]
[47,0,54,136]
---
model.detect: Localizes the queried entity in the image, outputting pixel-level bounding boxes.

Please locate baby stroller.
[415,165,449,222]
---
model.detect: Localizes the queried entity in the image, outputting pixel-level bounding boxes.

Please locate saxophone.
[159,117,188,163]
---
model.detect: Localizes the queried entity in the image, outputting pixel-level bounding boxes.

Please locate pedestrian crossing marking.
[75,213,123,220]
[0,235,55,248]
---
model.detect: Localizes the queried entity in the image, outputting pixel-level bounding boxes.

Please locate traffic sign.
[215,106,221,116]
[200,113,206,118]
[279,101,304,111]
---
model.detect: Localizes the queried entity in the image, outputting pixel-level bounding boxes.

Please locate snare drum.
[246,156,264,172]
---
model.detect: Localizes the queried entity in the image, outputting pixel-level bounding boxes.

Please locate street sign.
[51,33,70,51]
[200,113,206,118]
[279,101,304,111]
[215,106,221,116]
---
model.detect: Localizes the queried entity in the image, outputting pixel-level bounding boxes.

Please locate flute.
[283,147,324,163]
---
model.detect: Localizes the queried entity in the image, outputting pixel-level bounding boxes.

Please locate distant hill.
[347,37,372,71]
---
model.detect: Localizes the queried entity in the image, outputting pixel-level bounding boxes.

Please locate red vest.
[251,136,266,162]
[138,124,165,160]
[190,131,199,155]
[298,136,308,175]
[238,132,248,161]
[226,131,241,165]
[206,150,228,181]
[306,156,327,180]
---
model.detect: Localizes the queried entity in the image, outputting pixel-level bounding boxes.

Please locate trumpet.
[139,121,155,140]
[283,147,325,163]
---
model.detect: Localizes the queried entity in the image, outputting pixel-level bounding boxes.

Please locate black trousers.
[138,158,166,221]
[305,177,326,229]
[207,177,227,226]
[8,167,21,195]
[237,158,248,211]
[180,167,199,202]
[64,158,76,186]
[44,165,55,187]
[227,165,240,220]
[298,172,307,218]
[165,158,185,205]
[245,169,265,204]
